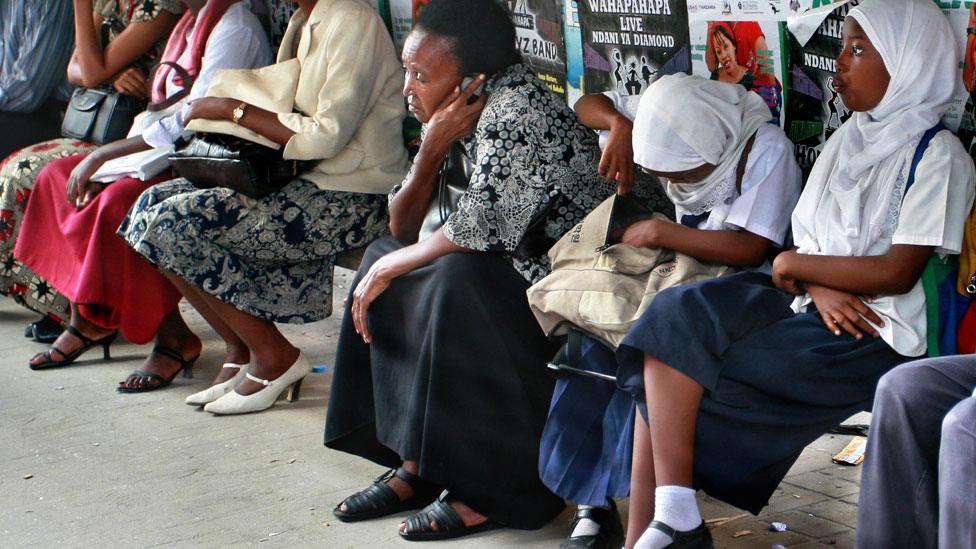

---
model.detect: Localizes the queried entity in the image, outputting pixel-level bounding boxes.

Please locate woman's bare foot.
[28,315,114,368]
[118,311,202,391]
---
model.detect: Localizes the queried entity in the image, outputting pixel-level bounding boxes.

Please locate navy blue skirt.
[616,272,911,514]
[538,336,634,505]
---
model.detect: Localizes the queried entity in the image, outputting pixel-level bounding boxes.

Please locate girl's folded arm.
[773,244,934,296]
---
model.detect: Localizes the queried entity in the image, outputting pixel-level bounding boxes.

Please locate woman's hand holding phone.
[423,74,488,156]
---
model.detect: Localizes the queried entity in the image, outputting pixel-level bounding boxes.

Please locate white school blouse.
[791,131,976,357]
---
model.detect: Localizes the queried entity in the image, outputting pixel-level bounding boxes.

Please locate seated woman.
[541,74,801,549]
[14,0,271,389]
[323,0,648,540]
[0,0,183,342]
[616,1,975,547]
[120,0,407,408]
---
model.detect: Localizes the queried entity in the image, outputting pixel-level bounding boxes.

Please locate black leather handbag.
[169,133,312,199]
[60,87,144,145]
[418,142,473,241]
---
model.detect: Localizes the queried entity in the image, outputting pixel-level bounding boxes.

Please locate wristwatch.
[231,102,248,124]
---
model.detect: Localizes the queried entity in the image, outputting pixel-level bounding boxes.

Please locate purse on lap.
[61,88,144,145]
[61,19,146,145]
[169,133,313,199]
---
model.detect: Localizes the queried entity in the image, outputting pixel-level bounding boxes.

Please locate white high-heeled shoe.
[184,362,249,406]
[203,353,310,415]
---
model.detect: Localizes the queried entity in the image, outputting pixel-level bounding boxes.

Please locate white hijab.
[791,0,959,257]
[632,73,773,214]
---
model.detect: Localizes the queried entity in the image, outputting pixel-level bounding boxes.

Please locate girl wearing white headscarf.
[612,1,975,548]
[538,73,801,549]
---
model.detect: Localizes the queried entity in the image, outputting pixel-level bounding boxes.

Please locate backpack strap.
[902,122,946,202]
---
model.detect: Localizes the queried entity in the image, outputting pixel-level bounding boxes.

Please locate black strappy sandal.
[28,325,117,370]
[116,345,199,393]
[399,490,500,542]
[647,520,714,549]
[334,468,440,523]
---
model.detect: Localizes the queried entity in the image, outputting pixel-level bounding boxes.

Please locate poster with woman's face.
[689,19,786,126]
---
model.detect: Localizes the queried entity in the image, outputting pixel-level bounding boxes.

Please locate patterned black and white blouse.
[400,64,621,283]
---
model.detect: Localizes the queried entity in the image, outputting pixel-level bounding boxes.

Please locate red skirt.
[14,153,182,344]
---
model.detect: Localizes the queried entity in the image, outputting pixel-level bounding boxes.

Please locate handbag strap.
[146,62,195,112]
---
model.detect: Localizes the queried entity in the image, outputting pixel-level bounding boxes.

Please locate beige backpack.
[526,194,732,348]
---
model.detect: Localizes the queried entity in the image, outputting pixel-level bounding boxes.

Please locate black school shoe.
[648,520,714,548]
[26,316,65,344]
[560,500,624,549]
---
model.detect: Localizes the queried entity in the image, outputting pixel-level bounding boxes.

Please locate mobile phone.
[460,75,484,105]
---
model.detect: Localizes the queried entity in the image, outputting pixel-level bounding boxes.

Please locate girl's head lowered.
[631,74,771,212]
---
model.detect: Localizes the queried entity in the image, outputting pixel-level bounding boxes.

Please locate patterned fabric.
[432,63,655,284]
[0,139,96,322]
[94,0,184,77]
[0,1,75,111]
[120,178,389,323]
[264,0,298,49]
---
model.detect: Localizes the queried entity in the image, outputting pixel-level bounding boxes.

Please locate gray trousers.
[855,355,976,549]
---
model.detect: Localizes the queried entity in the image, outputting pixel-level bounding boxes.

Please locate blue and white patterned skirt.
[119,178,388,324]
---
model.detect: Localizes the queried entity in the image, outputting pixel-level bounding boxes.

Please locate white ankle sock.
[635,486,700,549]
[569,504,608,538]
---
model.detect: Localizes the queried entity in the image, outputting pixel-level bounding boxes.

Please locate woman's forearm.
[775,244,934,296]
[68,1,103,87]
[89,136,151,163]
[384,229,467,276]
[388,142,449,242]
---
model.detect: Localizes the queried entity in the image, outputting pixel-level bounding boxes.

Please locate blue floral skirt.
[119,178,388,323]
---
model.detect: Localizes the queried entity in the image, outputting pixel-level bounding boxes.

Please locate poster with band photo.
[578,0,692,96]
[783,0,856,179]
[503,0,570,97]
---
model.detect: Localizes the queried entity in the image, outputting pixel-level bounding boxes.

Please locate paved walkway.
[1,268,867,548]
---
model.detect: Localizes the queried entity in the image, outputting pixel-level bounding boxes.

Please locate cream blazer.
[192,0,409,194]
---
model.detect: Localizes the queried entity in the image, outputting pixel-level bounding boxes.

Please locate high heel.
[116,345,200,394]
[185,362,250,406]
[204,352,310,415]
[29,325,118,370]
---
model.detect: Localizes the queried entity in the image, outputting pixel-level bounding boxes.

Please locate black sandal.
[399,490,500,542]
[560,500,624,549]
[647,520,714,549]
[29,325,117,370]
[116,345,198,393]
[333,468,439,523]
[28,316,65,344]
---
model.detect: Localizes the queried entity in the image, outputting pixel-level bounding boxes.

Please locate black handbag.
[418,142,473,241]
[60,87,144,145]
[169,133,312,199]
[61,19,146,145]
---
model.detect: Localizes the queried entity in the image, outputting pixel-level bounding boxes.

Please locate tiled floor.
[0,268,867,548]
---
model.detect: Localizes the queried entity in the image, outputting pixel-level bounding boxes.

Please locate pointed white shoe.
[184,363,250,406]
[203,353,310,415]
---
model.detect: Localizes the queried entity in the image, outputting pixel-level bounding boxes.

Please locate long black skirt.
[616,271,912,514]
[324,236,565,529]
